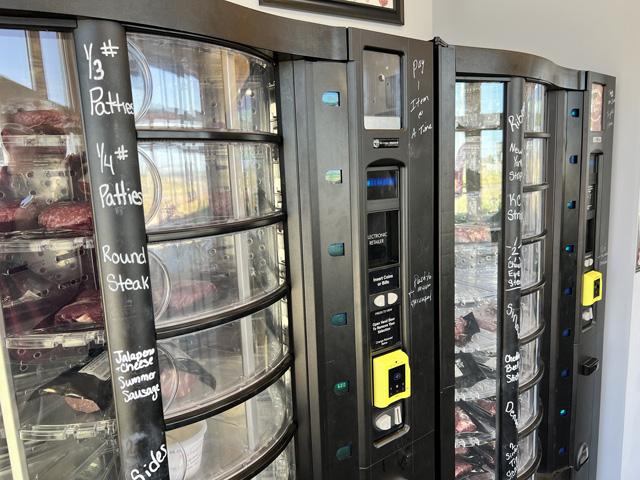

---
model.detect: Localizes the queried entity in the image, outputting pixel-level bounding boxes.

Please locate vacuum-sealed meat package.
[54,289,104,326]
[455,353,488,389]
[0,261,77,334]
[38,201,93,232]
[455,461,474,479]
[165,280,218,317]
[473,303,498,332]
[455,312,480,346]
[0,199,40,233]
[30,351,112,414]
[455,406,477,434]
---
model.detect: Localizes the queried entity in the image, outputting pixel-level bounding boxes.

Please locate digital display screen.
[367,169,399,201]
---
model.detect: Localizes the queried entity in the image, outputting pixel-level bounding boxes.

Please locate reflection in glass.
[522,241,543,288]
[363,51,401,130]
[453,82,503,478]
[522,190,544,238]
[524,139,545,186]
[590,83,604,132]
[139,142,281,233]
[149,224,286,328]
[524,83,545,132]
[521,289,542,338]
[128,33,276,133]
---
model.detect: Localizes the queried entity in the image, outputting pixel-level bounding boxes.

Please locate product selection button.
[387,292,399,305]
[374,295,386,308]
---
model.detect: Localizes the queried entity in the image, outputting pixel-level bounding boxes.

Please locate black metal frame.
[260,0,404,25]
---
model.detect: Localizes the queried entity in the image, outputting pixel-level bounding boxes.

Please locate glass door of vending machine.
[126,32,296,479]
[453,79,545,480]
[0,27,119,478]
[0,22,296,480]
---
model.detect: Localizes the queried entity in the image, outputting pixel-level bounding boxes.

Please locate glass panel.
[456,82,503,130]
[149,223,285,328]
[522,241,543,288]
[524,139,545,186]
[0,30,90,238]
[166,371,292,480]
[590,83,604,132]
[128,33,275,133]
[255,439,295,479]
[520,289,542,338]
[522,190,544,238]
[158,300,289,418]
[139,142,281,233]
[524,82,545,132]
[518,430,538,474]
[518,384,540,430]
[520,337,541,385]
[454,82,503,479]
[363,51,401,130]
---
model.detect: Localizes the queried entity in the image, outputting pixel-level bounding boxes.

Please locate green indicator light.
[336,444,352,461]
[325,169,343,184]
[328,243,345,257]
[334,381,350,395]
[560,409,569,417]
[330,312,348,326]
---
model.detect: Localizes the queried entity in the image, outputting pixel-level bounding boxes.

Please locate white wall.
[226,0,433,40]
[228,1,640,477]
[432,1,640,479]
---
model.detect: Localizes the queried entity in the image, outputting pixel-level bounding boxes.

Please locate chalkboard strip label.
[74,20,169,480]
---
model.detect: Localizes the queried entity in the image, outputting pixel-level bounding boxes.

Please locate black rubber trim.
[518,407,543,439]
[518,445,542,480]
[522,230,547,245]
[125,24,275,63]
[519,324,546,346]
[165,353,292,430]
[0,15,76,29]
[156,284,288,339]
[524,132,551,139]
[519,362,545,393]
[229,422,296,480]
[137,129,282,144]
[147,213,285,244]
[520,279,545,296]
[523,183,549,193]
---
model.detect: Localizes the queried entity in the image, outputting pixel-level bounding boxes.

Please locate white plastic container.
[167,420,208,480]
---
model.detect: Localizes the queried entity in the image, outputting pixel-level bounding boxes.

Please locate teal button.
[328,243,345,257]
[333,381,350,396]
[336,443,352,461]
[322,91,341,107]
[331,312,348,326]
[325,169,343,184]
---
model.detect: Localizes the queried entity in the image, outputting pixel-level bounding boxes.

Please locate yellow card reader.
[372,349,411,409]
[582,270,603,306]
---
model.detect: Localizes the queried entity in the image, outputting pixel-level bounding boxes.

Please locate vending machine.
[0,2,615,480]
[441,46,615,480]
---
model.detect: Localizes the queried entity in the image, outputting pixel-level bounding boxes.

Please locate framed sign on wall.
[259,0,404,24]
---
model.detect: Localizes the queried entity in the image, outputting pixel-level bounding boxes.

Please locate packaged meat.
[455,461,474,478]
[54,290,104,326]
[0,260,78,334]
[38,201,93,232]
[30,351,112,414]
[5,108,78,134]
[473,303,498,332]
[474,399,497,418]
[455,406,477,434]
[455,225,491,244]
[455,353,488,389]
[0,198,40,233]
[166,280,218,316]
[455,312,480,346]
[455,447,470,455]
